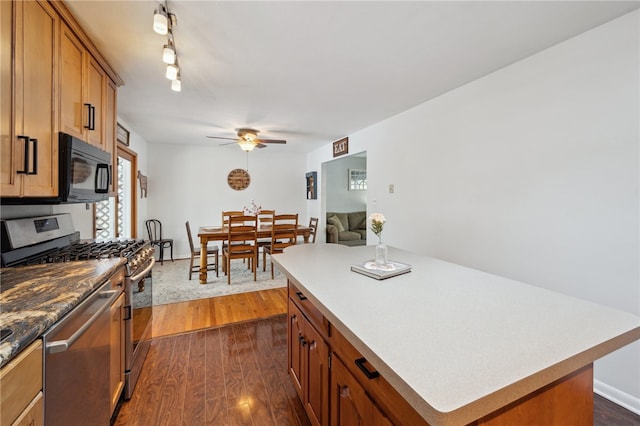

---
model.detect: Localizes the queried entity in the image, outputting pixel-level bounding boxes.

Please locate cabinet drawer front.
[288,281,329,337]
[0,340,43,426]
[331,328,429,426]
[12,391,43,426]
[110,267,125,289]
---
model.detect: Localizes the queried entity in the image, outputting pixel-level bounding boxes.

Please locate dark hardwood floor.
[115,289,639,425]
[594,394,640,426]
[115,314,310,426]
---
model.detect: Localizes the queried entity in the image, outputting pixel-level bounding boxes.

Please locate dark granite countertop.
[0,258,126,368]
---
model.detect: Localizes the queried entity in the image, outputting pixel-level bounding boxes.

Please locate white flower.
[243,200,262,215]
[369,213,386,236]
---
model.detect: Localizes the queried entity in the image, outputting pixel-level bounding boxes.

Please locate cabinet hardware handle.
[340,386,350,398]
[28,138,38,174]
[84,103,92,129]
[17,135,29,174]
[298,334,307,346]
[355,357,380,380]
[123,305,132,320]
[295,292,307,301]
[95,163,110,193]
[90,105,96,130]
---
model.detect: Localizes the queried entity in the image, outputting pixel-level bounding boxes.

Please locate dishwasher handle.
[46,289,120,354]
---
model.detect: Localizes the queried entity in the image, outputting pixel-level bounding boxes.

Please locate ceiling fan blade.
[206,136,237,141]
[255,143,267,149]
[218,142,237,147]
[256,139,287,144]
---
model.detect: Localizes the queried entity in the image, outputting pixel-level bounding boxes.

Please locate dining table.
[197,224,312,284]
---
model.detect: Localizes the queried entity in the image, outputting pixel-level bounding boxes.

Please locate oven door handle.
[46,289,121,353]
[130,256,156,283]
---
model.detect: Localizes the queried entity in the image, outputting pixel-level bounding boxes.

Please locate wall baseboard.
[594,379,640,416]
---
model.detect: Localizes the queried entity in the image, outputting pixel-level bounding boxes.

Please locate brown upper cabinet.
[0,0,59,198]
[59,22,109,152]
[1,0,123,200]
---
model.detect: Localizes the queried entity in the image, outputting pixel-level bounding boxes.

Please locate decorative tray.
[351,260,412,280]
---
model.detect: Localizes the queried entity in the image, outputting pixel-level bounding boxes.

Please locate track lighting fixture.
[152,1,183,92]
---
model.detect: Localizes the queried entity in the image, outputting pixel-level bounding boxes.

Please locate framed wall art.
[117,122,130,146]
[306,171,317,199]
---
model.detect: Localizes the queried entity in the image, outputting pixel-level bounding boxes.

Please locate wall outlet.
[389,184,394,194]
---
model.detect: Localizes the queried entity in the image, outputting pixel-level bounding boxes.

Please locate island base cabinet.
[331,354,393,426]
[289,300,305,399]
[288,298,330,426]
[476,364,593,426]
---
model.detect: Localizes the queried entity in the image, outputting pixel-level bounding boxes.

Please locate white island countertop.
[273,244,640,426]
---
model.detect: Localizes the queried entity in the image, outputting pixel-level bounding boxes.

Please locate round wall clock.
[227,168,251,191]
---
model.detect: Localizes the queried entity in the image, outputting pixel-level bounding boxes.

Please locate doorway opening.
[323,151,367,245]
[94,146,138,238]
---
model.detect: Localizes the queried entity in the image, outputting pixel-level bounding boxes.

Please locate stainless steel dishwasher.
[42,280,121,426]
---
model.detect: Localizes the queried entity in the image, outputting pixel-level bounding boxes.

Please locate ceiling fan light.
[153,5,168,35]
[171,77,181,92]
[238,140,256,152]
[162,43,176,64]
[166,63,179,80]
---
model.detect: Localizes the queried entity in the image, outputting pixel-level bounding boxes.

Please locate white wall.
[146,143,306,259]
[308,11,640,411]
[325,154,367,212]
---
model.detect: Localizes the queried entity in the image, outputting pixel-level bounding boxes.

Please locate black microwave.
[0,133,111,204]
[58,132,111,203]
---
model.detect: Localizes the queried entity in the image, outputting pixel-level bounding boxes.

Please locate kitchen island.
[0,258,125,367]
[273,244,640,425]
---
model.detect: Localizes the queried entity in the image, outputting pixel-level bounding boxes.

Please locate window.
[349,169,367,191]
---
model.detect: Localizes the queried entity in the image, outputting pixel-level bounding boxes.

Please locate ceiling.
[65,1,639,153]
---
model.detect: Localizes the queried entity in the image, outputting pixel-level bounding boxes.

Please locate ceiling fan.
[206,128,287,152]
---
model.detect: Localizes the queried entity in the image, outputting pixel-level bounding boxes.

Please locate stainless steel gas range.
[0,214,155,415]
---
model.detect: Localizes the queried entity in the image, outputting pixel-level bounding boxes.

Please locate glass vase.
[375,236,388,268]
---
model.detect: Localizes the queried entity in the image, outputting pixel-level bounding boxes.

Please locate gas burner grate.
[16,240,150,265]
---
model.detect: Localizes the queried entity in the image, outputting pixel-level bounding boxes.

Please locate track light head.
[153,4,168,35]
[162,41,176,64]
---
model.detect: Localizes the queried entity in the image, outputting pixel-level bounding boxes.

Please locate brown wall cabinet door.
[1,0,58,198]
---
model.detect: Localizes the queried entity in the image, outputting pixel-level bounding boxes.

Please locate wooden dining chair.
[145,219,174,265]
[222,210,244,225]
[221,210,244,273]
[308,217,319,243]
[256,209,275,267]
[185,221,219,280]
[223,214,258,284]
[263,213,298,279]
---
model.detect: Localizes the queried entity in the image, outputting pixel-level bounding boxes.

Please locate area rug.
[135,259,287,306]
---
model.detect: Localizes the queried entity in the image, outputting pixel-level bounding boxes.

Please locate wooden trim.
[118,144,138,238]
